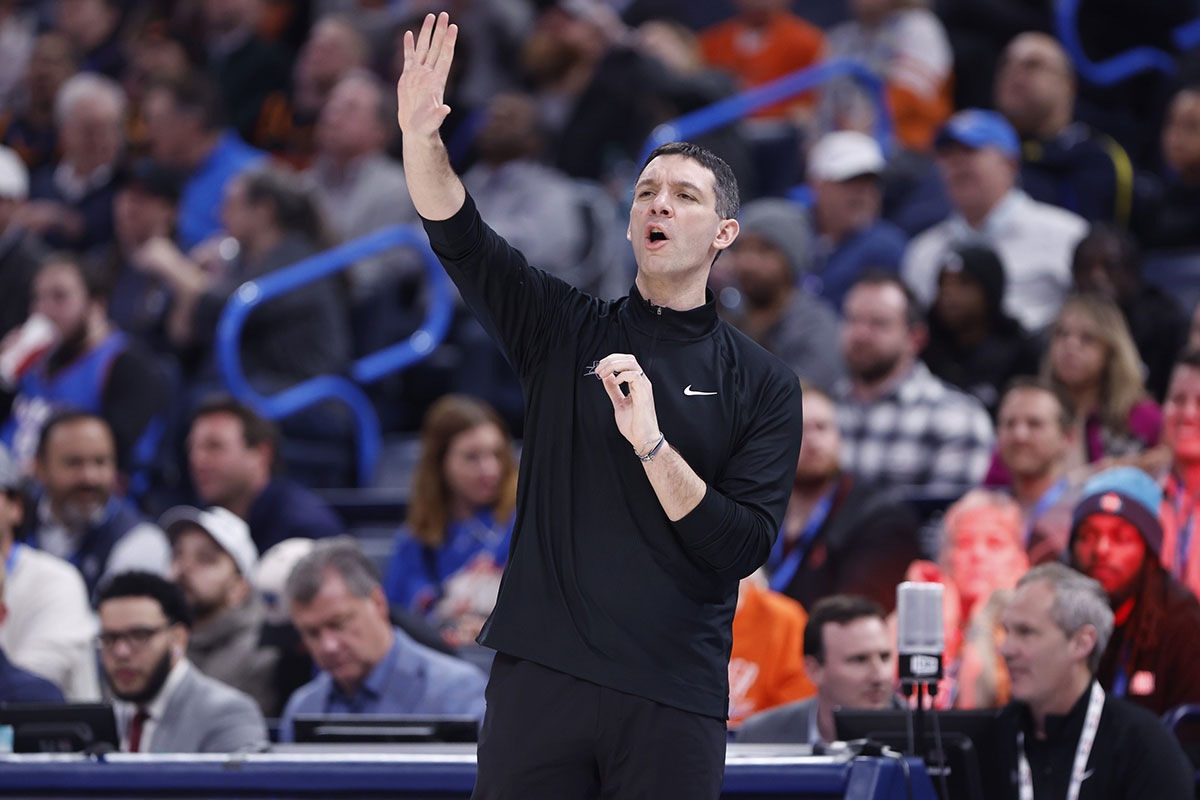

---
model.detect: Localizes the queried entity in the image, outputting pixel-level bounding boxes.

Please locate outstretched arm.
[397,12,465,221]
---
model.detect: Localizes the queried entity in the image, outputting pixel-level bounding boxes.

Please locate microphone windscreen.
[896,581,944,656]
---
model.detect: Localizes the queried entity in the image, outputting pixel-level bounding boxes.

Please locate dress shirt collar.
[329,627,400,709]
[115,658,190,748]
[947,188,1028,239]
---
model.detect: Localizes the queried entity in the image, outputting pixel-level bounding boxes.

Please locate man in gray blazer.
[96,571,267,753]
[738,595,898,744]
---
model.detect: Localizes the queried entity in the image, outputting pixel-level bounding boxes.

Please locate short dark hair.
[638,141,740,220]
[1174,347,1200,373]
[150,72,227,132]
[37,253,112,303]
[97,571,193,629]
[847,269,925,327]
[36,410,113,461]
[803,595,886,664]
[1000,376,1074,431]
[190,394,280,457]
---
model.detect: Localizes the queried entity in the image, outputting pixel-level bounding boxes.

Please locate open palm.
[396,12,458,139]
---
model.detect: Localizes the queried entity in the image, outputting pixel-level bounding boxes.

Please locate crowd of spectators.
[3,0,1200,778]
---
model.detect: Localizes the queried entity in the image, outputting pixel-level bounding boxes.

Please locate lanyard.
[1025,478,1068,547]
[768,489,834,593]
[1017,682,1105,800]
[3,541,19,578]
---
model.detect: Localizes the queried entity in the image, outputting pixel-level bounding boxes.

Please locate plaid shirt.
[835,361,994,495]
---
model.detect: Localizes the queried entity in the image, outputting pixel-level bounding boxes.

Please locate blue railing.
[216,226,452,485]
[1056,0,1200,85]
[638,57,892,166]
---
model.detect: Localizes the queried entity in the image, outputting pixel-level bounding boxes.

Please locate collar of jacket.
[622,283,720,341]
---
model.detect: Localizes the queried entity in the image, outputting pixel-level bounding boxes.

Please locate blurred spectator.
[1072,224,1185,402]
[902,109,1088,333]
[728,576,815,727]
[819,0,952,152]
[0,442,97,700]
[0,559,63,702]
[308,71,419,303]
[766,383,919,614]
[1,255,169,477]
[201,0,290,146]
[1142,85,1200,250]
[165,504,279,717]
[737,595,898,744]
[462,91,626,300]
[383,395,516,648]
[22,72,125,253]
[0,145,42,337]
[0,1,36,110]
[994,32,1136,226]
[835,272,994,494]
[121,34,191,160]
[28,411,169,600]
[279,538,488,742]
[1041,294,1162,471]
[921,243,1040,415]
[937,0,1051,110]
[55,0,124,78]
[0,31,76,172]
[994,378,1080,565]
[697,0,824,122]
[96,571,267,752]
[804,131,907,310]
[716,198,843,389]
[186,396,343,552]
[1161,349,1200,599]
[141,72,265,249]
[1069,467,1200,715]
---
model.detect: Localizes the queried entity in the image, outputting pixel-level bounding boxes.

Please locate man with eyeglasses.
[95,571,266,753]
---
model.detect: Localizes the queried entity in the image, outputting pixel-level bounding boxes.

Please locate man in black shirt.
[397,13,804,799]
[993,562,1192,799]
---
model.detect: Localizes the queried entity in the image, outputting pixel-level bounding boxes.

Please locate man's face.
[1000,579,1091,713]
[187,412,263,508]
[840,282,913,384]
[997,388,1070,479]
[627,154,735,282]
[935,143,1015,220]
[290,570,392,693]
[315,78,383,161]
[170,526,243,620]
[812,175,880,239]
[728,232,791,308]
[1164,364,1200,464]
[1071,236,1127,303]
[933,269,987,332]
[1072,514,1146,602]
[994,33,1073,136]
[32,263,90,343]
[27,34,75,103]
[141,89,196,168]
[1163,90,1200,177]
[114,186,174,249]
[36,418,116,524]
[795,392,840,485]
[807,616,893,711]
[61,95,122,174]
[947,506,1028,610]
[98,596,183,703]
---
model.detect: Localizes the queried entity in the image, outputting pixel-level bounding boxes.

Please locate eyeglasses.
[96,624,172,652]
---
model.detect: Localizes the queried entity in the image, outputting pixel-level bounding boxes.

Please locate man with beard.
[96,571,266,753]
[29,411,168,601]
[165,505,279,716]
[0,254,168,480]
[765,383,918,614]
[834,271,993,495]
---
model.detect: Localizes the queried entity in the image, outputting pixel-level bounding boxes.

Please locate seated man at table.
[278,538,487,742]
[737,595,899,745]
[96,571,267,752]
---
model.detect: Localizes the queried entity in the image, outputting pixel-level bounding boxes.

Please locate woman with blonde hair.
[1040,293,1161,469]
[384,394,518,647]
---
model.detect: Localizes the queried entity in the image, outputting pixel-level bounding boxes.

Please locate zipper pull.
[656,306,662,316]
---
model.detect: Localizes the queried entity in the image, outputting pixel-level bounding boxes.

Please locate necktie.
[127,708,149,752]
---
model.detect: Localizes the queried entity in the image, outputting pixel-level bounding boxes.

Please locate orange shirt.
[728,581,816,726]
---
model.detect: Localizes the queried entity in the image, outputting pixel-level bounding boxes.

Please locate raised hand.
[397,12,458,140]
[594,353,663,455]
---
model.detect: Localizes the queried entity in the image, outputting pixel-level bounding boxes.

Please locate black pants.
[472,653,727,800]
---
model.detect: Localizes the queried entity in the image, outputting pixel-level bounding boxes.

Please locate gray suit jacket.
[736,696,819,744]
[149,664,268,753]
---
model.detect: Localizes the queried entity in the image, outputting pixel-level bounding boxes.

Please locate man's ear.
[713,218,739,251]
[804,654,824,688]
[1069,623,1097,665]
[908,320,929,354]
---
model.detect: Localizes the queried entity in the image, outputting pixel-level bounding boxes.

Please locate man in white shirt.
[902,109,1087,332]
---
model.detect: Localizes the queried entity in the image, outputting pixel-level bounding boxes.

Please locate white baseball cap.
[807,131,886,182]
[161,505,258,578]
[0,146,29,200]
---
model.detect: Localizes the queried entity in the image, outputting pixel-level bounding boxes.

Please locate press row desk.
[0,744,938,799]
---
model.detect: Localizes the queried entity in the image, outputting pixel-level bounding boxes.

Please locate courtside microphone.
[896,581,944,685]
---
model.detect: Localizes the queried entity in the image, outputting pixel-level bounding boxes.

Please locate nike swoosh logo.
[684,385,717,396]
[1081,769,1094,781]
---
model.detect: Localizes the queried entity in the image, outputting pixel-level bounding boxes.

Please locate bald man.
[993,31,1135,225]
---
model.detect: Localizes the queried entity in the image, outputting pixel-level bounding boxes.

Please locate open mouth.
[646,226,668,245]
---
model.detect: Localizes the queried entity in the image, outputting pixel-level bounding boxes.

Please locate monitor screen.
[0,702,118,753]
[291,714,479,744]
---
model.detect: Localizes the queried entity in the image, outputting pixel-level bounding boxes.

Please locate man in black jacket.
[397,13,804,799]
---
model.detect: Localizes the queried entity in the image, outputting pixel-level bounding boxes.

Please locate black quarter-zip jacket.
[423,193,804,719]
